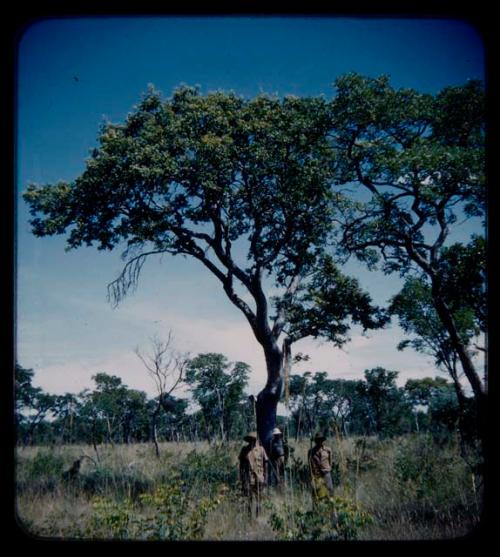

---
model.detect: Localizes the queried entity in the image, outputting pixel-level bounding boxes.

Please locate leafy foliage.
[185,353,250,441]
[176,445,239,491]
[22,82,385,379]
[269,496,372,540]
[393,434,478,514]
[330,73,485,407]
[23,86,340,309]
[356,368,413,437]
[278,255,388,344]
[84,473,226,539]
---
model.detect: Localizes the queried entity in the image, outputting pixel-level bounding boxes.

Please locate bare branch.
[107,250,166,308]
[135,331,188,399]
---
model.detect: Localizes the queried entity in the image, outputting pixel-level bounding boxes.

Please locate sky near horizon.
[16,16,485,402]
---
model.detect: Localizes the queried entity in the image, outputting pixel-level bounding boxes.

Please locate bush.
[393,434,476,517]
[269,495,372,541]
[17,450,66,493]
[86,481,226,540]
[25,450,65,477]
[175,446,238,493]
[347,437,379,472]
[76,467,153,498]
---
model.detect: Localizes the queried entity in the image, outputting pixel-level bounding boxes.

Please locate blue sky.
[16,16,485,399]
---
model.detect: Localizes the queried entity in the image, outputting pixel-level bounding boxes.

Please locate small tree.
[15,364,57,445]
[91,373,122,444]
[357,368,411,437]
[51,393,82,444]
[390,276,476,406]
[15,364,38,442]
[135,332,188,456]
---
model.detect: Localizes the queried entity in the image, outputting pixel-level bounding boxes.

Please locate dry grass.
[15,435,482,541]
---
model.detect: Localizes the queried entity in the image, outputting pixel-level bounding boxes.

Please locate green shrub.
[346,437,379,472]
[393,434,476,516]
[76,467,153,498]
[88,496,135,539]
[86,480,226,540]
[25,450,65,478]
[175,446,238,493]
[16,450,65,493]
[269,496,372,541]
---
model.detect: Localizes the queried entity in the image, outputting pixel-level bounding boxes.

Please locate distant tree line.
[15,356,475,448]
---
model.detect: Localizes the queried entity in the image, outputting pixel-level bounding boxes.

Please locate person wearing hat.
[238,432,269,518]
[269,427,287,488]
[308,432,334,500]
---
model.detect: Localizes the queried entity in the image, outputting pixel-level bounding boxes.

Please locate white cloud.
[20,286,485,400]
[24,305,455,399]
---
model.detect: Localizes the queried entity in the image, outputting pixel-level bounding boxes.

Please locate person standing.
[269,427,287,488]
[308,432,334,501]
[238,431,268,517]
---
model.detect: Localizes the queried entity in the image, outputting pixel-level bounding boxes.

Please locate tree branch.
[271,273,303,338]
[107,250,167,308]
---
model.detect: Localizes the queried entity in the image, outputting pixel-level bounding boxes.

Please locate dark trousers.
[270,456,285,487]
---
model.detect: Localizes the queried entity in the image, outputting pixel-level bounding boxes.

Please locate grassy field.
[15,434,483,541]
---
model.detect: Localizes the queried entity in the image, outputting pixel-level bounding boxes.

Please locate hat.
[313,432,326,442]
[272,428,282,436]
[244,432,257,442]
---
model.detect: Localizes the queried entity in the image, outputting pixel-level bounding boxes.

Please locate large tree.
[23,84,383,451]
[330,74,486,437]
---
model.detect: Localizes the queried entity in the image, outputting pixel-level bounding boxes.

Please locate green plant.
[87,479,226,540]
[25,450,65,477]
[270,495,372,540]
[16,450,66,494]
[392,433,482,530]
[176,446,238,492]
[89,496,135,539]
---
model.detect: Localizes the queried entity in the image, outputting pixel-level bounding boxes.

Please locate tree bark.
[256,341,284,456]
[151,403,161,458]
[433,294,484,399]
[430,284,487,455]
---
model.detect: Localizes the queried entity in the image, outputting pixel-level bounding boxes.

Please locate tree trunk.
[151,403,161,458]
[215,389,226,443]
[256,341,283,456]
[431,284,487,454]
[106,417,115,446]
[91,419,100,463]
[433,293,484,399]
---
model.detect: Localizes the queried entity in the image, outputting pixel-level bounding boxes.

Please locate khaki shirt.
[239,444,269,485]
[308,445,332,476]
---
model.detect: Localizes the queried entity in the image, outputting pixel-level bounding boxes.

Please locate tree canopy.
[329,74,485,409]
[22,73,485,446]
[24,85,382,349]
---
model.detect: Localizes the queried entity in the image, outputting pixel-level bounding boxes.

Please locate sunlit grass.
[15,435,482,540]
